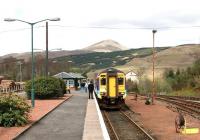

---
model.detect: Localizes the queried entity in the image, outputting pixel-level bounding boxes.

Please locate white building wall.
[126,71,139,83]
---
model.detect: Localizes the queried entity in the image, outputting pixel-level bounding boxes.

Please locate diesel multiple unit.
[95,68,127,108]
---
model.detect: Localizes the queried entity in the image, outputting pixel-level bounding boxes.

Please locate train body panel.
[109,77,116,97]
[95,68,127,109]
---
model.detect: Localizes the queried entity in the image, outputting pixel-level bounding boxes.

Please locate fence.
[0,84,25,94]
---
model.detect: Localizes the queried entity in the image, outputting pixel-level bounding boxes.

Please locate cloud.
[90,10,200,30]
[1,0,200,56]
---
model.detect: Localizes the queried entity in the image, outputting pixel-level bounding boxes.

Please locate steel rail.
[159,95,200,101]
[120,111,155,140]
[103,111,120,140]
[157,97,200,119]
[103,110,154,140]
[165,97,200,108]
[157,97,200,112]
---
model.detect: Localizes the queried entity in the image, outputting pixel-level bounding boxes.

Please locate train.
[95,68,127,109]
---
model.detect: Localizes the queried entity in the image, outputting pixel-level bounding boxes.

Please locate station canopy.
[53,72,85,79]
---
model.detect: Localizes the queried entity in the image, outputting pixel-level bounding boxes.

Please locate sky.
[1,0,200,56]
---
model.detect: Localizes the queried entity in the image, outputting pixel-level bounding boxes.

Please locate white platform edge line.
[94,92,110,140]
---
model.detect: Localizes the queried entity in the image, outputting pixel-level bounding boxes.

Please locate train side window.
[118,78,124,85]
[101,78,106,85]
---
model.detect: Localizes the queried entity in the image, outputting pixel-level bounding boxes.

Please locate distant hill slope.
[54,47,169,72]
[2,40,199,80]
[0,49,93,62]
[125,44,200,68]
[115,44,200,79]
[82,39,128,52]
[0,39,125,61]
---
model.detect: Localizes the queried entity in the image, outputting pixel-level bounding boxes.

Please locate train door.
[109,77,116,97]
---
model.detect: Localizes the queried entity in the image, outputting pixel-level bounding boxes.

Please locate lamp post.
[46,22,48,78]
[152,29,157,105]
[4,18,60,107]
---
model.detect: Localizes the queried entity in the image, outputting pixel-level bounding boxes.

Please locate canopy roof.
[53,72,85,79]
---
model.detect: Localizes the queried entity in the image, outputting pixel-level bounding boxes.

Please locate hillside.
[54,47,169,73]
[0,49,93,62]
[0,39,125,61]
[115,44,200,79]
[125,44,200,68]
[83,39,127,52]
[1,41,200,81]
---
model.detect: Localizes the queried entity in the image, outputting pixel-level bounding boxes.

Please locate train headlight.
[97,93,102,99]
[123,92,127,99]
[100,92,106,96]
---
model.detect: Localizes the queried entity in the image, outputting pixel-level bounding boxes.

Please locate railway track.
[102,110,154,140]
[159,95,200,101]
[156,96,200,119]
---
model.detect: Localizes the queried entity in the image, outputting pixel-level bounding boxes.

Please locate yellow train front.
[95,68,127,109]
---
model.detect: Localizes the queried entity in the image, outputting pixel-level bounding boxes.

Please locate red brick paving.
[126,95,200,140]
[0,94,73,140]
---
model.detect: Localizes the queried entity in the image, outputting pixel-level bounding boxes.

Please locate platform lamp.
[4,18,60,107]
[152,29,157,105]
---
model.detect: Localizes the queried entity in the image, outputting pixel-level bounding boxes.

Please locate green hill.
[53,47,169,72]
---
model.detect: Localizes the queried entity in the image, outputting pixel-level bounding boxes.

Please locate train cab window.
[118,78,124,85]
[101,78,106,85]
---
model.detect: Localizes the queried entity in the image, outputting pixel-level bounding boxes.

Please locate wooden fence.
[0,84,25,93]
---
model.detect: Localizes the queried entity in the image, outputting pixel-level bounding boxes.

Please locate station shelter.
[53,72,86,90]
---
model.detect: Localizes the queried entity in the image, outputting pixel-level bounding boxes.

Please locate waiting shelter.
[53,72,86,90]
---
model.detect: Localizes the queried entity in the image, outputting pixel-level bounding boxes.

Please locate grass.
[167,88,200,97]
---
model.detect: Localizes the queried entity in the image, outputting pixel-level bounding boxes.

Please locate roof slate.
[53,72,85,79]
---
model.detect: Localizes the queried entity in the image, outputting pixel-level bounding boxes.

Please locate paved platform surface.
[0,94,72,140]
[83,100,104,140]
[16,91,88,140]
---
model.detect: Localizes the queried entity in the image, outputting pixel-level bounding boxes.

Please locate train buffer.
[181,127,199,134]
[175,113,199,135]
[180,118,199,134]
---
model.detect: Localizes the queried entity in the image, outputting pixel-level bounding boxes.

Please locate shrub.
[0,94,31,127]
[126,79,139,93]
[138,77,152,95]
[58,79,66,94]
[25,77,63,99]
[156,78,172,94]
[138,77,172,95]
[164,59,200,91]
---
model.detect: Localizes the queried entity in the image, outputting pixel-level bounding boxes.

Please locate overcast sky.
[1,0,200,56]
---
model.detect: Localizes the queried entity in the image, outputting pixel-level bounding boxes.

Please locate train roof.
[99,68,125,74]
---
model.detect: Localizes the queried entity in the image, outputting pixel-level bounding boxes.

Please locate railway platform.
[15,90,108,140]
[82,93,109,140]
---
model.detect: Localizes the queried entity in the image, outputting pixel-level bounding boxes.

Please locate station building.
[53,72,86,89]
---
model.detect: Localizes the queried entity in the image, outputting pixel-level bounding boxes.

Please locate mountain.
[54,46,169,79]
[0,39,125,61]
[82,39,128,52]
[2,40,200,80]
[3,41,200,81]
[0,49,92,62]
